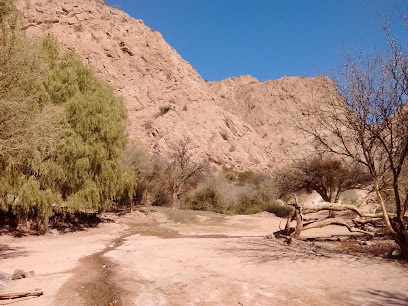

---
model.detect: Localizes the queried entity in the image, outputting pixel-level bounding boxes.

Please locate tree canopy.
[277,155,371,203]
[0,1,129,227]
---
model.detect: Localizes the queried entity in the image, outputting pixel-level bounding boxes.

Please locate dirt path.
[0,220,126,306]
[1,209,408,305]
[58,232,127,305]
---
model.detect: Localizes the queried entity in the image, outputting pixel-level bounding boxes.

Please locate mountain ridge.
[16,0,336,171]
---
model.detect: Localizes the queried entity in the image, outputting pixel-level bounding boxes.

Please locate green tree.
[47,52,128,213]
[0,1,130,227]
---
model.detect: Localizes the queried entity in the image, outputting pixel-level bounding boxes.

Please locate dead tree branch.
[302,202,388,218]
[302,219,374,236]
[0,288,44,300]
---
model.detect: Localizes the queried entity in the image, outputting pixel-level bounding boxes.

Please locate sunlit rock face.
[16,0,336,172]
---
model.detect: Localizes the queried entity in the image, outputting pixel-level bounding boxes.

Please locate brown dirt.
[59,235,125,306]
[1,208,407,305]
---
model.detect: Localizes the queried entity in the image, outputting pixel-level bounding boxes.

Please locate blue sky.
[106,1,407,81]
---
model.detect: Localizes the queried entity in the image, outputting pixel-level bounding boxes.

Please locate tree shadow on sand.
[48,212,114,234]
[217,237,391,265]
[0,211,115,237]
[0,244,28,260]
[354,289,408,306]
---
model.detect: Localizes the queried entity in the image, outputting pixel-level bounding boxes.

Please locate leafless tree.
[168,137,209,208]
[297,18,408,259]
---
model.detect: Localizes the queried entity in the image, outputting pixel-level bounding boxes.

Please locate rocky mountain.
[15,0,336,172]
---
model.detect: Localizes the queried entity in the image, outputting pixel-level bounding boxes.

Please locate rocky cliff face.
[15,0,336,171]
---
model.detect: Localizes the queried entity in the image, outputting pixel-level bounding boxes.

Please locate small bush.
[183,169,289,217]
[264,201,292,217]
[186,181,232,214]
[157,105,171,117]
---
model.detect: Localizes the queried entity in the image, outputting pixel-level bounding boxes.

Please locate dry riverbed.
[1,208,408,305]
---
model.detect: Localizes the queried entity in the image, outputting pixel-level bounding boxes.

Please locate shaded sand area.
[1,208,408,305]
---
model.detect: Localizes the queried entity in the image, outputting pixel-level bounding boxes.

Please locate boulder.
[11,269,35,280]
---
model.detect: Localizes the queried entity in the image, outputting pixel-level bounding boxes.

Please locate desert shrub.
[157,105,171,116]
[122,142,289,217]
[234,188,264,214]
[221,167,266,186]
[184,169,290,217]
[122,143,173,207]
[233,181,290,216]
[264,201,292,217]
[185,178,231,214]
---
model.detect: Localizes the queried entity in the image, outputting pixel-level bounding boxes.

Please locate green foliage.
[48,51,128,212]
[122,141,290,217]
[122,143,172,207]
[0,1,129,227]
[264,201,293,218]
[187,182,231,214]
[184,170,290,217]
[0,0,20,48]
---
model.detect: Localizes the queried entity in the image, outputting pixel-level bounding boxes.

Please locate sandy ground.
[1,208,408,306]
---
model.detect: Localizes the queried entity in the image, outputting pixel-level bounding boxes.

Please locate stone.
[0,272,11,281]
[11,269,35,280]
[11,269,27,280]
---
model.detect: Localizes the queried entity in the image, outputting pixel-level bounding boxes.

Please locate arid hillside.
[16,0,336,171]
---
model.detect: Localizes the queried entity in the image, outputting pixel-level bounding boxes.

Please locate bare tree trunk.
[373,179,396,236]
[171,184,183,209]
[292,207,303,238]
[391,216,408,260]
[171,192,179,209]
[0,288,44,300]
[373,179,408,259]
[400,238,408,261]
[285,199,303,238]
[283,201,377,239]
[303,203,387,218]
[303,219,374,236]
[285,208,295,236]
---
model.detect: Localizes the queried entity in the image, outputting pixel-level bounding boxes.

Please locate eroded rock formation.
[16,0,336,171]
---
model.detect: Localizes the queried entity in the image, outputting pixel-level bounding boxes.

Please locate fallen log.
[302,202,388,218]
[352,217,383,225]
[302,218,374,236]
[0,288,44,300]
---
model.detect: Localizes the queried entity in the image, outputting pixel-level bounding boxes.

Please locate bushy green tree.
[0,1,130,227]
[47,51,128,212]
